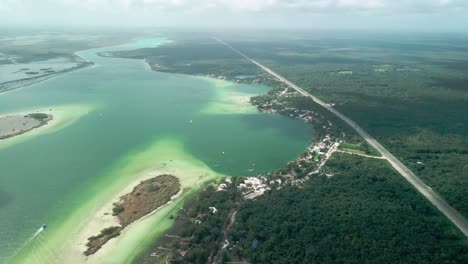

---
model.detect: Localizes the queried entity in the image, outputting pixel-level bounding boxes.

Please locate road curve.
[214,38,468,236]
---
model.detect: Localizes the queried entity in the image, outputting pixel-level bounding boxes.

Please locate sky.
[1,0,468,31]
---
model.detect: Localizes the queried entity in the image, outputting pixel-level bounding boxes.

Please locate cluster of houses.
[204,73,262,84]
[249,88,342,185]
[227,133,338,198]
[217,177,271,200]
[238,177,270,200]
[206,73,226,80]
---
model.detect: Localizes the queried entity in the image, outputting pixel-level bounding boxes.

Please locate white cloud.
[0,0,24,11]
[1,0,467,29]
[3,0,464,13]
[336,0,384,8]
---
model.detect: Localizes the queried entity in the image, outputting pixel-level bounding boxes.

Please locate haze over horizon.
[1,0,468,32]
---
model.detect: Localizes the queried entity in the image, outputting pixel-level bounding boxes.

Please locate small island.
[85,174,181,256]
[0,113,52,140]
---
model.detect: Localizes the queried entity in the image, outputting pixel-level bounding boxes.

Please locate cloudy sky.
[1,0,467,31]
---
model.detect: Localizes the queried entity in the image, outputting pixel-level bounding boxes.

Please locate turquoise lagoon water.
[0,38,311,263]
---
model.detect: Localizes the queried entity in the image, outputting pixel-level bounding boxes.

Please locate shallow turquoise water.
[0,38,311,262]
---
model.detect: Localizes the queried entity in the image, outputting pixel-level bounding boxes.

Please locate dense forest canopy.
[230,154,467,264]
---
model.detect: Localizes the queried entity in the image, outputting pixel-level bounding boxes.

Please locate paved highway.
[215,38,468,236]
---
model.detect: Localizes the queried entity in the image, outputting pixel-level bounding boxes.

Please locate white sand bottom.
[0,104,95,149]
[17,138,223,264]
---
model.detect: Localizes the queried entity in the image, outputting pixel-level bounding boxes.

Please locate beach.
[56,138,222,263]
[0,113,51,139]
[1,37,311,264]
[0,105,94,149]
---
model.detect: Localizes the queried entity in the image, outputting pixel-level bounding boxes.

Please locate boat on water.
[41,224,47,229]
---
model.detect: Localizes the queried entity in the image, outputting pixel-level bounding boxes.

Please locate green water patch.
[199,77,267,115]
[185,110,312,177]
[0,36,312,263]
[13,137,221,264]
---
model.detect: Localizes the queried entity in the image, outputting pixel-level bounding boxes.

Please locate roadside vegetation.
[110,32,468,263]
[227,154,467,264]
[136,155,467,264]
[107,37,266,84]
[222,32,468,216]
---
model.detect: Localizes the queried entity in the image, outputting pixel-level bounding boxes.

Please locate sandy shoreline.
[68,169,182,262]
[199,77,260,115]
[0,105,94,149]
[59,77,262,263]
[0,113,52,140]
[58,147,221,264]
[8,37,263,263]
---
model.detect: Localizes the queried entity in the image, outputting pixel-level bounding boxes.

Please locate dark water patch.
[432,60,468,72]
[184,113,311,177]
[240,114,312,140]
[0,59,12,65]
[431,77,468,92]
[0,189,12,208]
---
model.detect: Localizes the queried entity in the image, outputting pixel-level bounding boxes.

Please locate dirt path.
[211,210,237,264]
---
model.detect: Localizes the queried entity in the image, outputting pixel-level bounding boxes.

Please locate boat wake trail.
[30,224,47,241]
[9,224,48,263]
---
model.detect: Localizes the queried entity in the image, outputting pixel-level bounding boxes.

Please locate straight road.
[215,38,468,236]
[336,150,386,159]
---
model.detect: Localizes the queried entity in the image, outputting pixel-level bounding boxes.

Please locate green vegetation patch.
[134,179,244,264]
[85,175,181,256]
[229,154,467,264]
[114,174,180,227]
[137,155,467,263]
[223,33,468,216]
[108,40,266,84]
[27,113,50,120]
[85,226,121,256]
